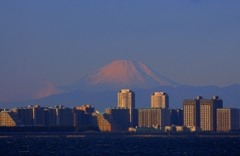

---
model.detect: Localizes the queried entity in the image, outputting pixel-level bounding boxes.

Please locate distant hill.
[1,84,240,112]
[59,60,180,92]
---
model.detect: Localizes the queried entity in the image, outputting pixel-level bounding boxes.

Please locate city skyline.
[1,1,240,104]
[1,89,238,132]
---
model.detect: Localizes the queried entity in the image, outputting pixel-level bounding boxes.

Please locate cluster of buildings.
[0,105,94,127]
[0,89,239,132]
[92,90,181,132]
[183,96,239,132]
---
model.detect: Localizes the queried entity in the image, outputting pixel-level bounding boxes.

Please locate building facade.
[1,105,95,127]
[33,105,45,125]
[92,113,119,132]
[170,109,183,126]
[0,111,22,126]
[44,108,57,126]
[199,96,223,131]
[183,96,223,131]
[151,92,169,108]
[105,107,138,130]
[76,105,94,114]
[56,105,74,126]
[183,96,201,128]
[217,108,239,132]
[138,108,170,128]
[12,106,34,126]
[118,89,135,109]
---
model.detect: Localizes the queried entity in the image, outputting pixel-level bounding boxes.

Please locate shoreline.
[1,132,240,138]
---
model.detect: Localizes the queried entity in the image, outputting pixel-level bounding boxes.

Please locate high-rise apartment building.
[44,108,57,126]
[199,96,222,131]
[183,96,201,128]
[12,106,34,126]
[183,96,223,131]
[72,109,86,126]
[105,107,138,130]
[76,105,94,125]
[33,105,45,125]
[138,108,170,128]
[118,89,135,109]
[170,109,183,126]
[56,105,74,126]
[217,108,239,132]
[151,92,169,108]
[11,105,45,126]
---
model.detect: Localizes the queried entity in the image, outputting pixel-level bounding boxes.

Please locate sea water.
[1,137,239,155]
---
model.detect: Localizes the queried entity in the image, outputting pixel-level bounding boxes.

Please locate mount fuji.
[60,60,180,92]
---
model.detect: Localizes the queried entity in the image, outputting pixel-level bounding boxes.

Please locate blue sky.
[1,1,240,101]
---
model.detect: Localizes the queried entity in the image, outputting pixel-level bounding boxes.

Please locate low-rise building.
[165,125,189,132]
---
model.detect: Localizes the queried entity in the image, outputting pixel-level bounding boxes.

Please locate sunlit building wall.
[200,96,223,131]
[0,111,22,126]
[138,108,170,128]
[92,113,119,132]
[76,105,94,114]
[217,108,239,132]
[183,96,201,128]
[118,89,135,109]
[151,92,169,108]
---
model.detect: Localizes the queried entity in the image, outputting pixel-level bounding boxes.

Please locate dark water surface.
[1,137,239,155]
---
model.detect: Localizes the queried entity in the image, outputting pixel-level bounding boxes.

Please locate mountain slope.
[60,60,179,92]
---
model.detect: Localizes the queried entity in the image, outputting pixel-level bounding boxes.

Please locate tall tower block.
[183,96,223,131]
[118,89,135,109]
[151,92,169,108]
[217,108,239,132]
[199,96,223,131]
[183,96,201,128]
